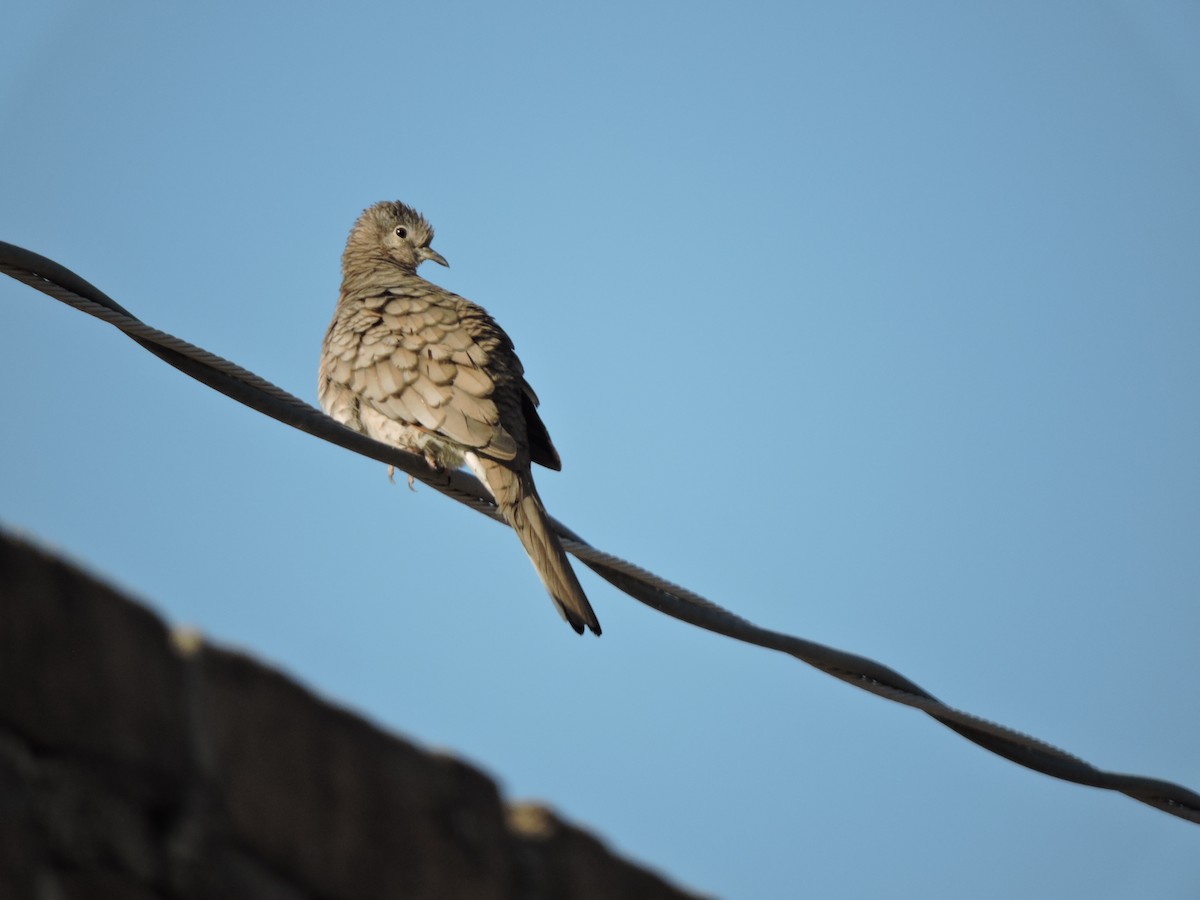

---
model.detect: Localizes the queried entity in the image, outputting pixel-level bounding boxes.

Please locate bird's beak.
[418,246,449,267]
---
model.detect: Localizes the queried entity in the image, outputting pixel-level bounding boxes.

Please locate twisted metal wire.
[3,240,1197,825]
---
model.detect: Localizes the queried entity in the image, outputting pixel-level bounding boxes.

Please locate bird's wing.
[339,289,521,461]
[521,381,562,471]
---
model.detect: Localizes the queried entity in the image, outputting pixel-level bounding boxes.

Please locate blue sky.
[3,2,1199,897]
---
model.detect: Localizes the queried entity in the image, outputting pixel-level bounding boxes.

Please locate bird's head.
[345,200,449,272]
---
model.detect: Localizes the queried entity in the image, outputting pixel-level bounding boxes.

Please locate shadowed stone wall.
[0,530,703,899]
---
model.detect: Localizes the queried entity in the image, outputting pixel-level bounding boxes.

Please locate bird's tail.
[478,458,601,636]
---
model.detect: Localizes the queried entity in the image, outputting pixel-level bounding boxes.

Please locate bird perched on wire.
[319,200,601,636]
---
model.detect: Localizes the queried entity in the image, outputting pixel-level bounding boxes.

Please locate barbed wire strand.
[2,239,1197,825]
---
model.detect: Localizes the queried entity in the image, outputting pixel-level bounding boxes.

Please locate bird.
[319,200,601,636]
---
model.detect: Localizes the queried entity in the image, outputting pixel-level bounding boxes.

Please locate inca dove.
[319,201,600,636]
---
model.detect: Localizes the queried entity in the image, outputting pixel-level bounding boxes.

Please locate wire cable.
[3,239,1197,825]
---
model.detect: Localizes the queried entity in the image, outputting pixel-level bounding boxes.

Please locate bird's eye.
[395,226,408,239]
